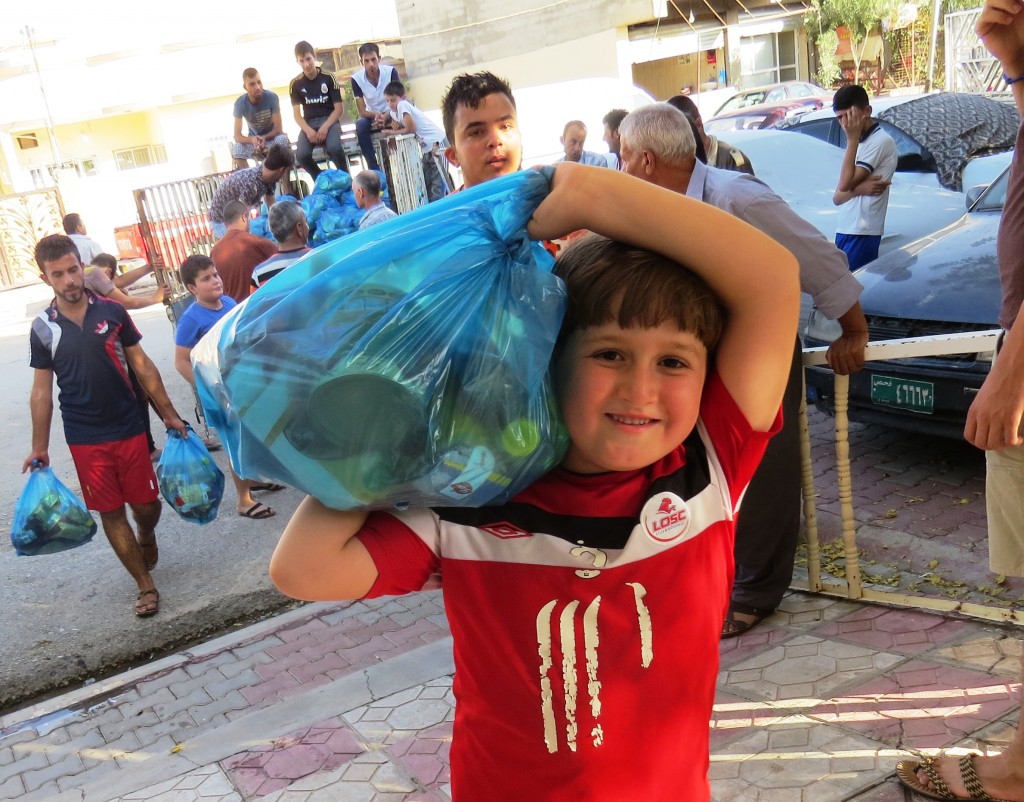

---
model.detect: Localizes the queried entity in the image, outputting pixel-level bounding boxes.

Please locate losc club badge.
[640,492,693,545]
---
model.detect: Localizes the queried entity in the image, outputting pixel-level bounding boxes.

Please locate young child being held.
[270,163,799,801]
[174,255,280,520]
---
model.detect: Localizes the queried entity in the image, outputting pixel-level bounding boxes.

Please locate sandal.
[896,754,1012,802]
[249,483,285,492]
[721,604,773,639]
[239,502,276,520]
[138,538,158,571]
[135,588,160,618]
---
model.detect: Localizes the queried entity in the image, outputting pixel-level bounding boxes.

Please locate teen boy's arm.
[833,106,872,204]
[529,163,799,431]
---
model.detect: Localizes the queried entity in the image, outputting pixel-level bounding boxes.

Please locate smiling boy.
[270,163,798,800]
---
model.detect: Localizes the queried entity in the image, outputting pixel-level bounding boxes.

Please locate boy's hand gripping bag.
[10,464,97,556]
[191,169,569,511]
[156,426,226,524]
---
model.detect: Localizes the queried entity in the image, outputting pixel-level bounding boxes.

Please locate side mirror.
[965,184,986,209]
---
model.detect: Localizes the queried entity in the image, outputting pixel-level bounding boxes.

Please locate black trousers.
[731,336,803,612]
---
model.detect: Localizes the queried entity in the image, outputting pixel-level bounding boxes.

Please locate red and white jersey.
[359,373,778,801]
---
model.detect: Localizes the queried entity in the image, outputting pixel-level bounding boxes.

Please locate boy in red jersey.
[270,163,799,800]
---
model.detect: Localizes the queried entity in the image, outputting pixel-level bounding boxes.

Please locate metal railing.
[799,329,1024,625]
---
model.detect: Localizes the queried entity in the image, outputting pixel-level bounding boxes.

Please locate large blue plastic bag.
[192,169,569,511]
[156,426,226,524]
[10,465,97,556]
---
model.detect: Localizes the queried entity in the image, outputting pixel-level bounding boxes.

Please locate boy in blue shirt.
[174,255,281,519]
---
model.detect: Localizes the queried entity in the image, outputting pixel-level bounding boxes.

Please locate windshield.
[716,90,769,114]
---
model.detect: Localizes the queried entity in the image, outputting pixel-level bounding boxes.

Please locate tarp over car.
[877,93,1019,191]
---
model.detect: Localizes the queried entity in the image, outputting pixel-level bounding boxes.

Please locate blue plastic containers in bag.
[11,464,97,556]
[192,169,569,511]
[156,426,226,524]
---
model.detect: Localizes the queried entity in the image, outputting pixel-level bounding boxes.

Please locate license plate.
[870,375,934,414]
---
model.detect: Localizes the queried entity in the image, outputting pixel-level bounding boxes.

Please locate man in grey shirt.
[354,170,397,230]
[619,103,869,637]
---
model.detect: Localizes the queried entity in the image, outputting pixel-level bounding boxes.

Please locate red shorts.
[69,433,159,513]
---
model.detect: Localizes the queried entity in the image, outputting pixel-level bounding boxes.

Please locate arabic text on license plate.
[870,375,934,414]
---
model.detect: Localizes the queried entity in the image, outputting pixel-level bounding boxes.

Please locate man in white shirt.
[62,214,105,265]
[351,43,399,172]
[831,84,897,270]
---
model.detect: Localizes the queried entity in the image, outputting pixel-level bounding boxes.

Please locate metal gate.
[945,8,1009,94]
[132,172,230,307]
[0,187,64,287]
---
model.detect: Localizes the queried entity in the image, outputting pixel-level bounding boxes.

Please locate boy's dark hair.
[666,94,701,121]
[358,42,380,58]
[602,108,628,132]
[223,201,250,225]
[441,71,516,144]
[180,254,214,288]
[242,67,259,81]
[61,213,82,234]
[90,253,118,272]
[384,80,405,98]
[833,84,870,112]
[554,234,725,354]
[35,234,80,270]
[264,142,295,171]
[294,41,314,59]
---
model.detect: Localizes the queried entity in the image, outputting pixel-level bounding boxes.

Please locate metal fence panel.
[0,188,64,287]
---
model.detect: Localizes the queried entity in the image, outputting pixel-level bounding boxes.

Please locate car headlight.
[804,308,843,343]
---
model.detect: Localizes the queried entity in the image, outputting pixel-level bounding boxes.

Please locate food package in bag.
[10,464,97,556]
[192,169,569,511]
[156,426,226,525]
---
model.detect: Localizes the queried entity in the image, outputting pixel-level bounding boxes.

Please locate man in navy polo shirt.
[23,235,188,619]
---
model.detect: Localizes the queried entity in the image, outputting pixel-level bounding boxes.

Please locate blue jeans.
[356,116,380,171]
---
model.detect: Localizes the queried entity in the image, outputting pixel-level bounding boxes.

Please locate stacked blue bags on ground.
[191,169,569,511]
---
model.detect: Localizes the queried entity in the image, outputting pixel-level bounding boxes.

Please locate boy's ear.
[444,145,461,168]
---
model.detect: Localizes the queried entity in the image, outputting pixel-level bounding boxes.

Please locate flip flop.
[239,502,276,520]
[895,754,1012,802]
[249,483,285,492]
[139,539,158,571]
[135,588,160,618]
[721,604,773,639]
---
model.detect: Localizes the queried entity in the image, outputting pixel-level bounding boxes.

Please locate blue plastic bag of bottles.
[156,426,226,524]
[192,169,569,511]
[10,464,97,556]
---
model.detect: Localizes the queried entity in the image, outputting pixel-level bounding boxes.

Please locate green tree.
[809,0,906,83]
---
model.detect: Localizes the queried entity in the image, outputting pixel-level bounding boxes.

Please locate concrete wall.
[395,0,650,111]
